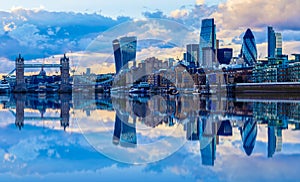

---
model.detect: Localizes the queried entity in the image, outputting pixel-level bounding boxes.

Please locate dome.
[39,68,46,76]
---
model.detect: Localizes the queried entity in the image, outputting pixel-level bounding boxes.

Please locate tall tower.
[268,26,276,58]
[113,39,122,74]
[241,28,257,66]
[15,54,26,92]
[199,18,216,68]
[59,54,71,92]
[112,36,137,74]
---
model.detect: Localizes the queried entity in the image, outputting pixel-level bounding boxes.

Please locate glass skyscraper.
[112,36,137,74]
[186,44,199,67]
[268,26,282,58]
[199,18,216,68]
[217,48,233,65]
[241,28,257,66]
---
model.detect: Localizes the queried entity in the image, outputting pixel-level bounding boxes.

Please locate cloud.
[213,0,300,31]
[195,0,205,5]
[0,8,132,60]
[170,9,189,19]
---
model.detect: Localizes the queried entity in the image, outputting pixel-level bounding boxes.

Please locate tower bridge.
[14,54,71,93]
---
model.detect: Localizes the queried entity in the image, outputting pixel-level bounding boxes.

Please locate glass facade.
[268,26,276,58]
[275,32,282,57]
[241,28,257,66]
[199,18,216,67]
[112,36,137,74]
[217,48,233,65]
[268,27,282,58]
[186,44,199,66]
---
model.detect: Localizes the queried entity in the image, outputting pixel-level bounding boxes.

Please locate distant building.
[112,36,137,74]
[217,48,233,65]
[186,44,199,67]
[268,26,282,59]
[241,28,257,66]
[199,18,216,68]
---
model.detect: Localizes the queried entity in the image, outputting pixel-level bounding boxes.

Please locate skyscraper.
[186,44,199,67]
[199,18,216,68]
[217,48,233,65]
[112,36,137,74]
[268,26,283,58]
[268,26,276,58]
[241,28,257,66]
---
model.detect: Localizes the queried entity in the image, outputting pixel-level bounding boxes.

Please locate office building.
[241,28,257,66]
[268,26,283,58]
[186,44,199,67]
[217,48,233,65]
[199,18,216,68]
[113,36,137,74]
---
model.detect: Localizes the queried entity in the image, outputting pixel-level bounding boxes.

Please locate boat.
[129,82,150,94]
[0,79,11,93]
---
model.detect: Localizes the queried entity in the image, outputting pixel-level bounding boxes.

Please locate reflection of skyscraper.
[200,136,216,166]
[199,18,216,68]
[112,36,137,74]
[186,44,199,67]
[240,118,257,156]
[268,26,283,58]
[113,114,122,145]
[186,120,199,140]
[198,118,216,166]
[268,126,276,158]
[113,111,137,148]
[217,120,232,136]
[241,29,257,66]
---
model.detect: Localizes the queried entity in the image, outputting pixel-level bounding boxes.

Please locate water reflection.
[0,93,300,166]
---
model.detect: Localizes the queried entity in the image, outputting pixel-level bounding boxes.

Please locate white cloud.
[213,0,300,30]
[195,0,205,5]
[170,9,189,19]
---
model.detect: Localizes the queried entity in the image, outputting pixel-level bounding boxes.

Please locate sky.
[0,0,300,74]
[0,0,225,18]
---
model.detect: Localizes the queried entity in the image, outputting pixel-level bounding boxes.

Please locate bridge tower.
[59,54,72,92]
[14,54,26,92]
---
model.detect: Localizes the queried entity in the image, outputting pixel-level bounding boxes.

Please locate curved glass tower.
[113,36,137,74]
[241,29,257,66]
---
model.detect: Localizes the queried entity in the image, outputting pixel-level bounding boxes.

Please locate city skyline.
[0,0,299,75]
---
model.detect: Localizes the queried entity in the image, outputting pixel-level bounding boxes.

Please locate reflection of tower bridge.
[4,94,71,130]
